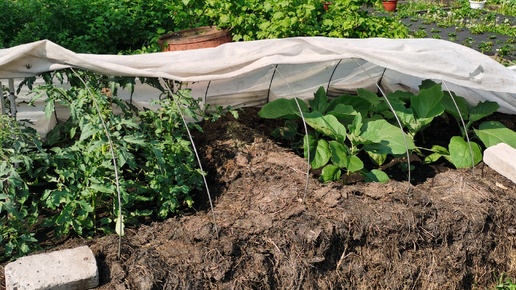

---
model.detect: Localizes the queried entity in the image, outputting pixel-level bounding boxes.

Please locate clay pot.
[158,26,232,52]
[382,0,398,12]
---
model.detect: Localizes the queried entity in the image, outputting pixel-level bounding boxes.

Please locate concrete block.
[5,245,99,290]
[484,143,516,184]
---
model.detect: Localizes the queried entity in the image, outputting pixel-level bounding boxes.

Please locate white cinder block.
[484,143,516,184]
[5,246,99,290]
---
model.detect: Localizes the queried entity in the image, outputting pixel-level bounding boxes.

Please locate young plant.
[423,84,516,168]
[258,87,414,183]
[24,70,220,239]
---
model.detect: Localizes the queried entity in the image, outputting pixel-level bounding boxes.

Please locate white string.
[159,78,219,234]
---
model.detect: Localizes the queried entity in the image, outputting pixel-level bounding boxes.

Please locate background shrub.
[2,0,407,53]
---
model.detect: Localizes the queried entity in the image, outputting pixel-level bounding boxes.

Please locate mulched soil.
[2,107,516,289]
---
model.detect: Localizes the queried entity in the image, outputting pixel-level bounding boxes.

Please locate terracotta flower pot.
[158,26,232,52]
[382,0,398,12]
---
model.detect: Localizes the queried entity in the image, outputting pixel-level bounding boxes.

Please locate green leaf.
[423,145,449,164]
[329,141,363,172]
[258,98,309,119]
[44,100,56,120]
[363,169,389,183]
[123,134,146,146]
[320,164,341,183]
[419,79,438,90]
[305,112,347,143]
[391,103,417,132]
[89,181,112,193]
[328,95,372,118]
[304,136,330,169]
[475,121,516,149]
[468,101,499,125]
[309,87,329,114]
[412,83,444,120]
[272,120,298,140]
[448,136,482,168]
[361,119,415,155]
[79,122,98,141]
[327,104,357,126]
[442,92,471,121]
[386,90,412,104]
[357,88,382,106]
[367,152,388,166]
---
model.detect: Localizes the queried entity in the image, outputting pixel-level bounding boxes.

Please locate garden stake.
[8,79,17,119]
[159,78,219,235]
[269,65,311,202]
[0,81,5,115]
[70,68,125,259]
[442,80,476,176]
[351,59,412,192]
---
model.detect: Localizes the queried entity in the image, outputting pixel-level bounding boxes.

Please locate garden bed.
[2,107,515,289]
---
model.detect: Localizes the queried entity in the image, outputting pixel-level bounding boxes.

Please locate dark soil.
[2,107,516,289]
[390,5,516,60]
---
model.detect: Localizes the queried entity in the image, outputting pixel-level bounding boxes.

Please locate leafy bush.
[0,114,46,260]
[0,1,29,48]
[4,0,210,53]
[204,0,408,41]
[0,70,233,261]
[259,81,516,183]
[27,70,213,236]
[258,86,415,183]
[3,0,407,53]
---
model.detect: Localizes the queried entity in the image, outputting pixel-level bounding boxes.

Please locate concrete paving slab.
[4,245,98,290]
[484,143,516,184]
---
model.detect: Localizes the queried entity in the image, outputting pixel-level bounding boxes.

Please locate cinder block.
[5,245,99,290]
[484,143,516,184]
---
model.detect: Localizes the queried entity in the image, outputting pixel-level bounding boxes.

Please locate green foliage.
[260,80,516,182]
[475,121,516,149]
[28,70,212,237]
[0,115,46,260]
[204,0,407,41]
[494,273,516,290]
[3,0,210,53]
[1,0,408,53]
[259,86,415,183]
[395,81,445,138]
[0,70,233,261]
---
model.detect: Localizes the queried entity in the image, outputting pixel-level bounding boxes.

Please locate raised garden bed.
[2,106,515,289]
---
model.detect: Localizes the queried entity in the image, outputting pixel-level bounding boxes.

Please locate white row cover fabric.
[2,37,516,137]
